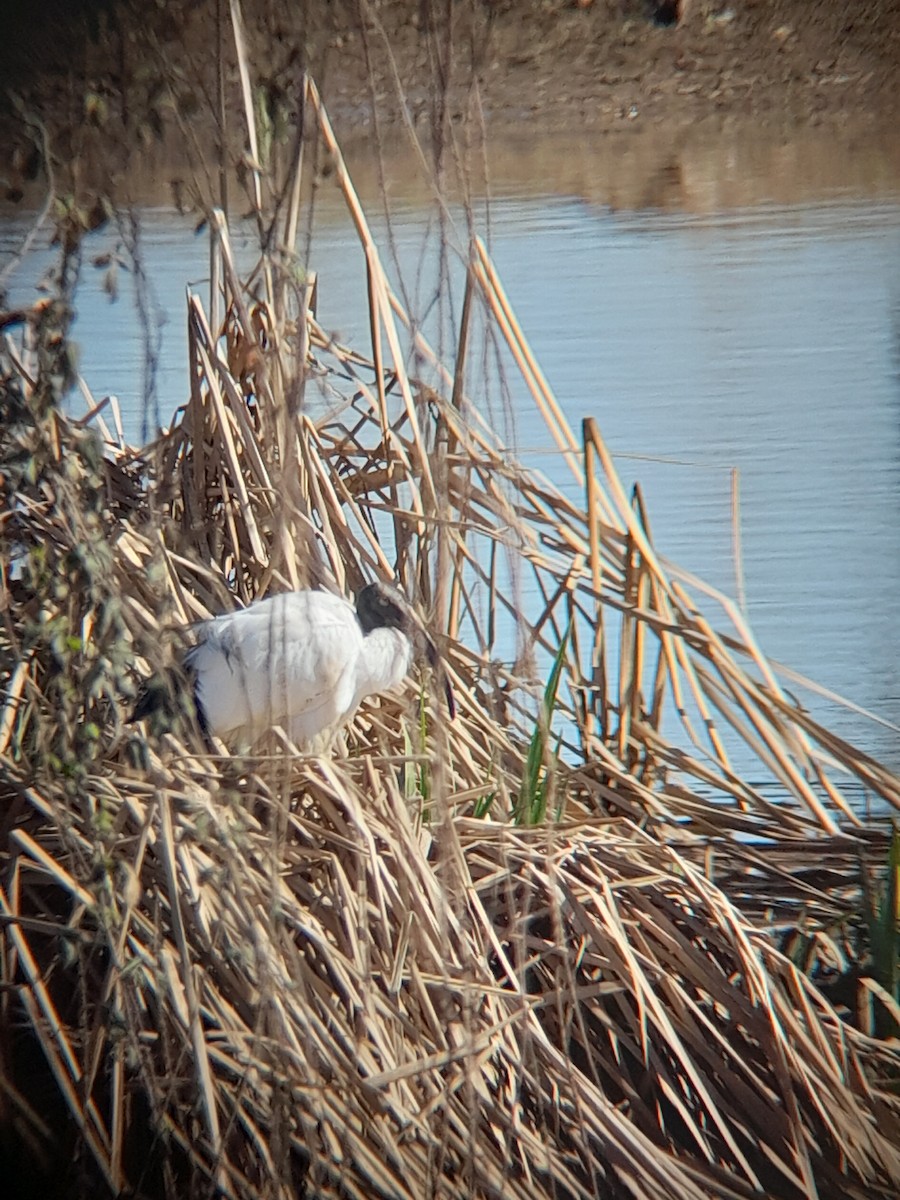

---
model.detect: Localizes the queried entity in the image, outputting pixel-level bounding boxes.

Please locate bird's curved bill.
[423,634,456,720]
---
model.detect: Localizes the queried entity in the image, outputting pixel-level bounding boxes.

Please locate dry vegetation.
[2,16,900,1200]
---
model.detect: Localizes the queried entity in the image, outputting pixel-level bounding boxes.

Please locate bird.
[131,582,454,750]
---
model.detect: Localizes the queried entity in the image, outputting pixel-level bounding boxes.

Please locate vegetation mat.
[1,57,899,1200]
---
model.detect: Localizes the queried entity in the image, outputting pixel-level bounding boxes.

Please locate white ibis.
[132,582,453,750]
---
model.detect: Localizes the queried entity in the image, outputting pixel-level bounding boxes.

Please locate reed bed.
[2,64,900,1200]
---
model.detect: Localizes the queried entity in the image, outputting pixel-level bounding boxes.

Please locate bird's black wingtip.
[194,690,210,737]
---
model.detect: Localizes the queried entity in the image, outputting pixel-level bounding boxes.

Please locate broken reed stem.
[583,418,608,744]
[730,466,747,615]
[472,243,582,484]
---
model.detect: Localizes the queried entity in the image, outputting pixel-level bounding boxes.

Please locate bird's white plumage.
[185,590,413,748]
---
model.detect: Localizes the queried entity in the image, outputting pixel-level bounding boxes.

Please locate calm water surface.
[3,136,900,774]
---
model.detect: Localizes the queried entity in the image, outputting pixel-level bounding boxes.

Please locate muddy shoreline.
[2,1,899,208]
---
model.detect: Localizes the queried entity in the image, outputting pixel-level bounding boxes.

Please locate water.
[484,196,900,770]
[3,133,900,775]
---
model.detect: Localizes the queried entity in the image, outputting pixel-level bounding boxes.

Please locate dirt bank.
[2,0,899,203]
[328,0,900,133]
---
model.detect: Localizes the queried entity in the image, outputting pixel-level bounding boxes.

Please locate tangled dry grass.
[2,57,900,1200]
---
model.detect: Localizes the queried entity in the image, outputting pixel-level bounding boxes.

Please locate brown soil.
[2,0,899,201]
[331,0,900,132]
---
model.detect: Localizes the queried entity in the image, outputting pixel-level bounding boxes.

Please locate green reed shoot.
[514,620,571,825]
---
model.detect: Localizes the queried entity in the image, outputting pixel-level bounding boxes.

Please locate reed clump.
[2,72,900,1200]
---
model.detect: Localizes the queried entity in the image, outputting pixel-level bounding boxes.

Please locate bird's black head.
[356,581,412,634]
[356,581,456,718]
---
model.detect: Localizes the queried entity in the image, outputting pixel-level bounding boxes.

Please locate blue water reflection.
[3,190,900,773]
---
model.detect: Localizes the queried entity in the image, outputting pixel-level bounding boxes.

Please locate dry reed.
[1,61,899,1200]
